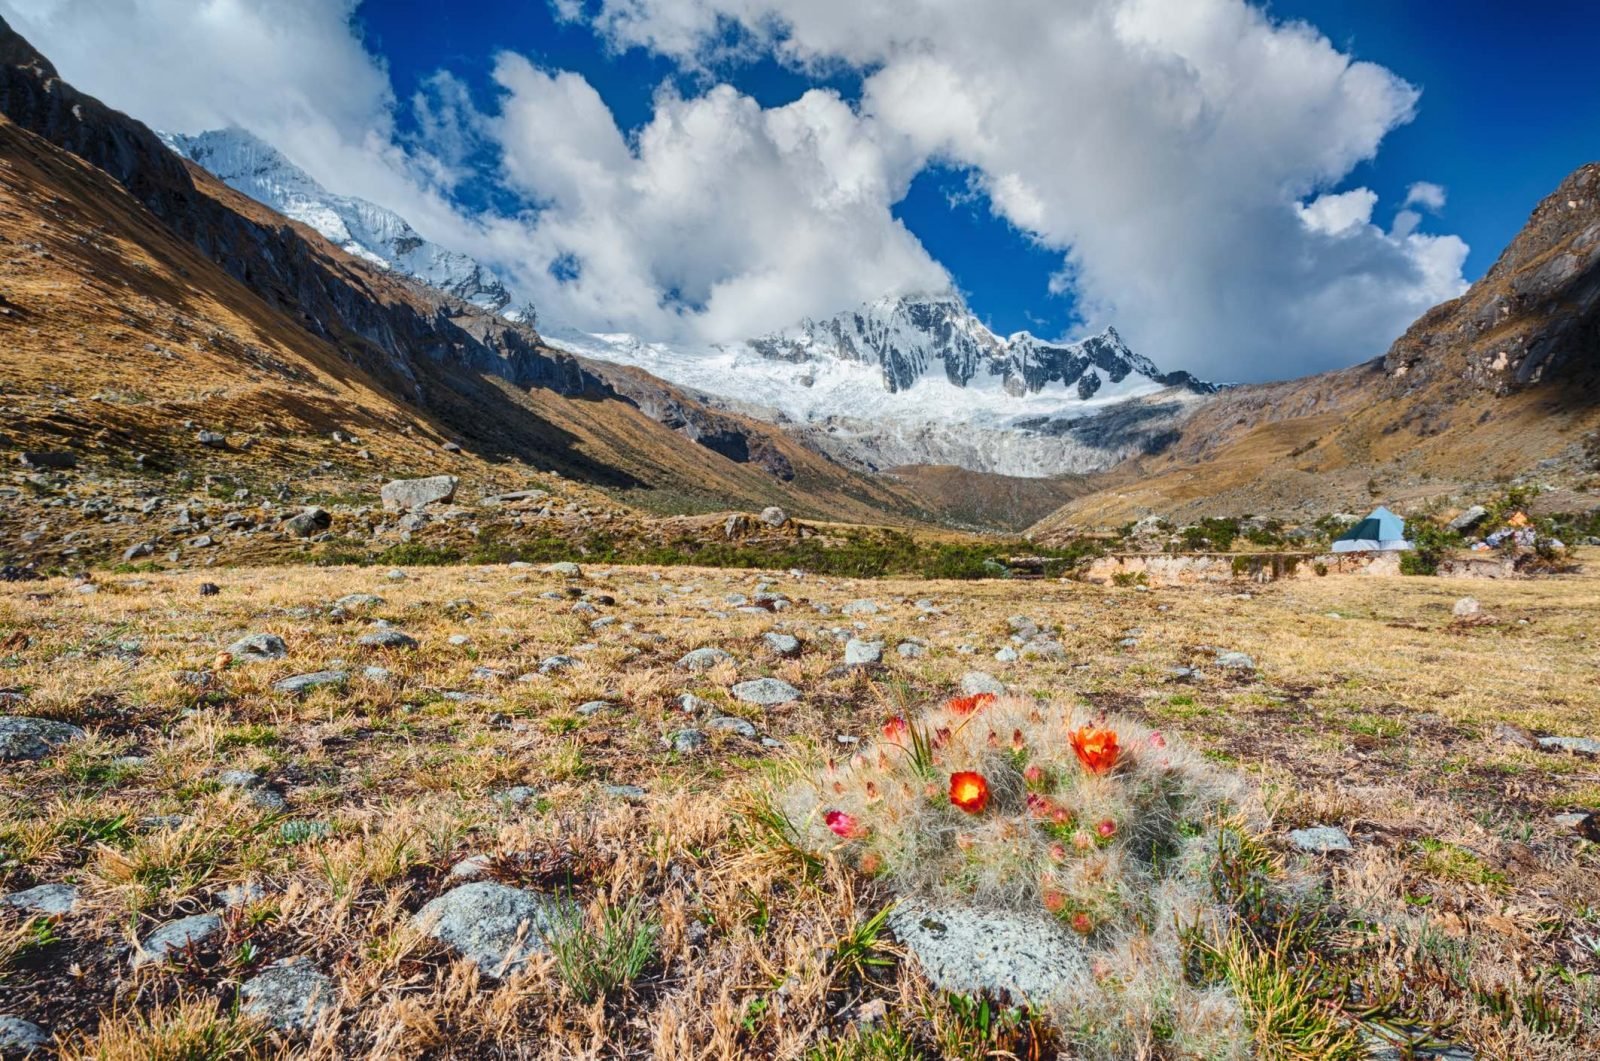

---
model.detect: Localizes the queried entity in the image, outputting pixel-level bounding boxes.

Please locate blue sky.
[7,0,1596,380]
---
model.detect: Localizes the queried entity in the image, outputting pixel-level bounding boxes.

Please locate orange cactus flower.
[824,810,865,839]
[949,771,990,814]
[1071,912,1094,935]
[1042,889,1067,914]
[882,716,909,742]
[947,693,995,715]
[1068,725,1120,775]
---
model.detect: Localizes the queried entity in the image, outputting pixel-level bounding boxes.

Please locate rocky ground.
[1,559,1598,1058]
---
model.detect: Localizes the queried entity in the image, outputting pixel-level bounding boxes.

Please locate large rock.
[759,506,788,527]
[227,633,287,662]
[1448,505,1489,533]
[240,960,337,1034]
[0,716,84,762]
[410,882,571,977]
[132,912,222,967]
[731,678,801,706]
[282,507,331,538]
[888,904,1089,1006]
[762,633,801,658]
[1452,597,1482,618]
[381,475,459,512]
[0,1016,50,1054]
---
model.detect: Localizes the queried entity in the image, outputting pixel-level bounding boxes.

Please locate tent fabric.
[1332,506,1413,553]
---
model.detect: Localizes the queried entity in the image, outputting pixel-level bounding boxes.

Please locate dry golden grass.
[1,558,1597,1056]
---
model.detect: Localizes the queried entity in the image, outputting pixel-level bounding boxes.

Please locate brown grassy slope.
[1031,166,1600,533]
[0,108,944,528]
[881,464,1095,532]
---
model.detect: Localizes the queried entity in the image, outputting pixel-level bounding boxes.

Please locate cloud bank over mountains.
[1,0,1468,379]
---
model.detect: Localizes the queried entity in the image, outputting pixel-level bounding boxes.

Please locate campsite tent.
[1332,506,1413,553]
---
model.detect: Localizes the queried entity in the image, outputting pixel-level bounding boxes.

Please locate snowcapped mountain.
[160,128,516,316]
[549,295,1216,477]
[750,293,1212,400]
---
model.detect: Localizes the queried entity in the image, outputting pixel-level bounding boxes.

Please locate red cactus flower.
[1068,725,1120,775]
[1071,912,1094,935]
[882,716,909,742]
[1026,792,1051,816]
[1023,763,1044,785]
[1042,889,1067,914]
[863,781,881,802]
[824,810,865,839]
[1048,842,1068,862]
[1148,730,1167,749]
[1096,818,1117,840]
[949,771,990,814]
[1011,728,1026,750]
[947,693,995,715]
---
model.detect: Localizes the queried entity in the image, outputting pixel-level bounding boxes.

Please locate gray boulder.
[677,647,733,671]
[731,678,801,706]
[0,716,84,762]
[1539,736,1600,756]
[708,716,758,738]
[759,506,788,527]
[196,430,227,448]
[410,882,571,977]
[888,904,1089,1006]
[0,1016,50,1054]
[762,632,801,657]
[1452,597,1481,618]
[1447,505,1489,533]
[283,508,331,538]
[381,475,459,513]
[227,633,287,662]
[841,599,881,616]
[240,960,337,1034]
[844,638,883,666]
[132,912,222,967]
[668,729,707,754]
[357,630,419,650]
[1288,826,1352,854]
[543,561,583,578]
[1214,651,1256,671]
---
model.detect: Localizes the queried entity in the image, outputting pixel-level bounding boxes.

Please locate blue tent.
[1332,506,1413,553]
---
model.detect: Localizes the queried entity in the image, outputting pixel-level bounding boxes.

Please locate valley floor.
[2,560,1598,1057]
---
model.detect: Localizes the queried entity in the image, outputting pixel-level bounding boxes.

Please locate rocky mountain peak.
[161,127,514,316]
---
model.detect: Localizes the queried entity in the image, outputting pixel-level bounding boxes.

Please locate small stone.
[385,569,408,581]
[677,647,733,671]
[896,641,927,659]
[133,912,222,967]
[762,632,801,657]
[363,666,391,682]
[576,700,614,717]
[122,541,154,562]
[412,883,571,977]
[282,508,331,538]
[1020,639,1067,661]
[226,633,287,662]
[357,630,419,650]
[544,561,583,578]
[1288,825,1352,854]
[731,678,801,706]
[1,883,78,916]
[0,716,85,762]
[196,430,227,448]
[494,786,539,809]
[844,638,883,665]
[448,855,492,880]
[960,672,1006,697]
[448,634,472,646]
[1214,651,1256,671]
[841,599,881,616]
[677,693,711,714]
[221,881,267,907]
[332,593,384,609]
[708,716,758,738]
[993,646,1019,663]
[272,671,347,695]
[1489,723,1536,749]
[1452,597,1482,618]
[668,729,707,754]
[604,784,647,802]
[538,655,576,675]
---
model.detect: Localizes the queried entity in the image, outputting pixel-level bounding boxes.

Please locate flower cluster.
[791,692,1232,934]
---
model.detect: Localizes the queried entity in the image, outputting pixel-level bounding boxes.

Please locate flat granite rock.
[133,912,222,968]
[0,716,85,762]
[731,678,800,705]
[411,882,572,978]
[889,903,1090,1006]
[240,959,337,1034]
[0,1016,51,1054]
[1,883,79,917]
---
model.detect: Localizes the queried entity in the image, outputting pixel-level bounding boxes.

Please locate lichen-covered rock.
[381,475,458,512]
[1,883,79,917]
[132,912,222,967]
[0,716,84,762]
[888,904,1089,1006]
[226,633,287,662]
[240,960,337,1034]
[731,678,800,705]
[677,647,733,671]
[410,882,571,977]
